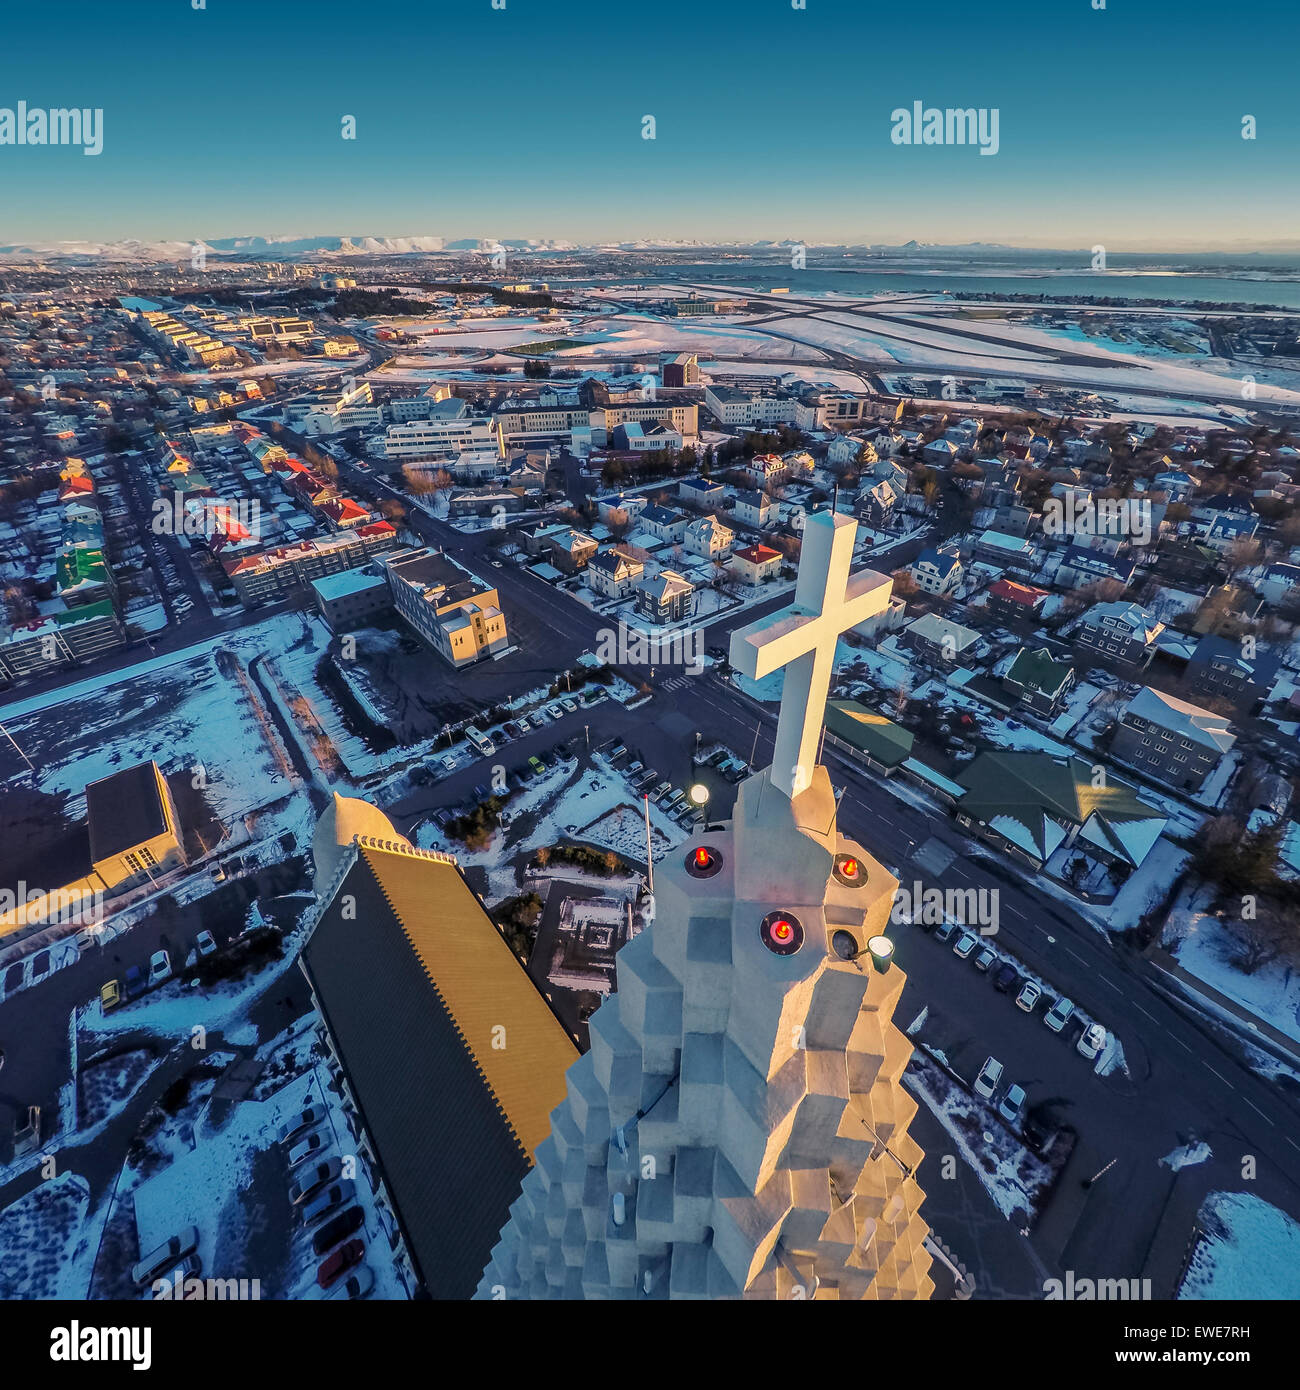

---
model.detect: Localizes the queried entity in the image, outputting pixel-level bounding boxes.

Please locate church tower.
[477,513,934,1299]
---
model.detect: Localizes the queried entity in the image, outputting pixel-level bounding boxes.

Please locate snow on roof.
[1124,686,1236,753]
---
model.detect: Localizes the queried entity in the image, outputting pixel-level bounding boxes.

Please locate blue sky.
[0,0,1296,249]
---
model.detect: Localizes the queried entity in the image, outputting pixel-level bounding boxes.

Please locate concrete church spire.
[477,511,933,1300]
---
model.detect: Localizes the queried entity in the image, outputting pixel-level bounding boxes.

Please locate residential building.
[909,545,963,596]
[955,751,1166,875]
[1003,647,1075,716]
[381,547,509,668]
[1184,634,1281,713]
[987,578,1050,624]
[1074,600,1164,667]
[222,521,399,606]
[678,476,726,509]
[730,542,783,586]
[973,529,1038,571]
[633,569,695,625]
[661,352,700,387]
[824,700,914,775]
[0,600,125,680]
[731,488,772,529]
[1111,686,1236,792]
[683,515,734,559]
[901,612,981,668]
[640,504,689,544]
[583,549,644,600]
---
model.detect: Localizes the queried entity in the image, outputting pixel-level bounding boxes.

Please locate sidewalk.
[1144,944,1300,1065]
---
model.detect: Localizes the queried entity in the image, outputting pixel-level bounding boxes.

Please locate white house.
[684,515,734,559]
[909,545,963,596]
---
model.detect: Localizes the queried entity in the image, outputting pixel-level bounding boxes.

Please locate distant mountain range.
[2,235,1297,266]
[0,235,1028,264]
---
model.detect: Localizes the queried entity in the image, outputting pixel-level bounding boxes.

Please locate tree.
[891,567,918,598]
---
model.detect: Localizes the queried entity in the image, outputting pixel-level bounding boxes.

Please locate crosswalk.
[661,676,694,692]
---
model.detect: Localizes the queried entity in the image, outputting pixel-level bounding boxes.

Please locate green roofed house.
[56,547,116,608]
[1002,646,1075,716]
[824,699,914,775]
[955,750,1167,882]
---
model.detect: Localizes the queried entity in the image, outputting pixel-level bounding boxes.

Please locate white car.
[1015,981,1041,1013]
[1077,1023,1107,1060]
[147,950,172,986]
[440,755,456,772]
[974,1056,1003,1100]
[561,698,578,713]
[277,1105,325,1146]
[194,931,217,959]
[547,704,564,720]
[287,1128,330,1168]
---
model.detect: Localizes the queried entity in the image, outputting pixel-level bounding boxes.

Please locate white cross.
[729,512,893,799]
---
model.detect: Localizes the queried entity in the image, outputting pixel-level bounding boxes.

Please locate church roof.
[311,791,407,889]
[302,841,578,1297]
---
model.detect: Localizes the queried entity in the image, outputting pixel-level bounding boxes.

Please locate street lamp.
[688,782,710,830]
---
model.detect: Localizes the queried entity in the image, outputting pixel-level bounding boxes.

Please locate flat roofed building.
[86,761,186,890]
[381,546,509,667]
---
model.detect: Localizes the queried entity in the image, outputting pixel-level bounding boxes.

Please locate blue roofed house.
[909,544,963,596]
[1203,511,1259,553]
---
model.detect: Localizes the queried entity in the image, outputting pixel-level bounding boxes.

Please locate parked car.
[528,755,546,778]
[132,1227,200,1287]
[289,1157,343,1205]
[1044,996,1075,1032]
[317,1238,365,1289]
[973,1056,1003,1100]
[650,781,671,801]
[707,749,729,768]
[1077,1023,1107,1060]
[934,919,958,944]
[312,1205,365,1257]
[125,964,145,998]
[286,1128,330,1168]
[147,950,172,986]
[440,754,456,772]
[503,721,523,740]
[302,1179,355,1226]
[546,704,564,720]
[998,1084,1026,1125]
[676,807,698,829]
[1015,980,1041,1013]
[561,697,578,713]
[973,946,997,972]
[608,743,628,762]
[325,1266,375,1301]
[952,932,978,959]
[432,808,453,829]
[992,963,1020,993]
[277,1105,324,1146]
[582,687,607,704]
[100,979,122,1012]
[195,930,218,959]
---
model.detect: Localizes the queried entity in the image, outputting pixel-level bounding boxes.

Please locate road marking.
[1205,1065,1228,1083]
[1170,1034,1192,1051]
[1243,1098,1274,1125]
[1132,1003,1159,1023]
[1096,974,1122,992]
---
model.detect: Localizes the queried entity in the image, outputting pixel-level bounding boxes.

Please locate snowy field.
[1179,1191,1300,1300]
[1172,912,1300,1046]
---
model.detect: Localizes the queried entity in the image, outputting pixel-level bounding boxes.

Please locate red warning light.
[685,845,723,878]
[760,910,804,956]
[833,853,868,887]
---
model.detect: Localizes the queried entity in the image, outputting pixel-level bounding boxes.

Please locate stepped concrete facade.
[478,513,933,1300]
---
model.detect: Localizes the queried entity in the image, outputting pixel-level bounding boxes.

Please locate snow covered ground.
[1171,912,1300,1046]
[1179,1191,1300,1299]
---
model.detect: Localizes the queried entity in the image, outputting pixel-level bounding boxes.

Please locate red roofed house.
[319,496,372,531]
[988,578,1050,624]
[731,542,783,586]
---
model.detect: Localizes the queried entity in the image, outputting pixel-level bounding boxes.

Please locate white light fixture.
[866,935,895,973]
[688,783,709,806]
